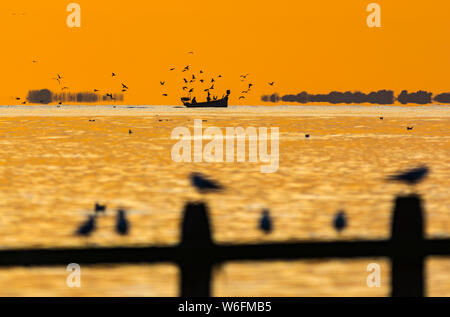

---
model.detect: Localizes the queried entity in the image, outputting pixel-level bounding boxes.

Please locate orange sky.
[1,0,449,105]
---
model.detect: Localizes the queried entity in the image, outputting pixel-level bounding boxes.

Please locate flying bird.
[122,83,129,89]
[259,209,273,234]
[129,129,133,134]
[209,84,214,90]
[333,210,347,233]
[305,134,310,138]
[189,88,194,93]
[182,86,188,90]
[379,117,384,120]
[268,82,275,86]
[183,65,189,72]
[183,78,188,83]
[160,81,165,86]
[170,67,175,71]
[112,73,116,77]
[407,126,414,130]
[115,209,129,235]
[162,94,168,96]
[387,166,429,186]
[75,215,96,236]
[190,172,223,193]
[239,96,245,99]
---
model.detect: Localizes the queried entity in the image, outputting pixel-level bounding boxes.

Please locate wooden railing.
[0,194,448,297]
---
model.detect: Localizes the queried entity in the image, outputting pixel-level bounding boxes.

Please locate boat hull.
[183,97,228,108]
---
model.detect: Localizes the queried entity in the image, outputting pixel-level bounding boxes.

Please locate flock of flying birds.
[24,54,275,104]
[158,51,276,102]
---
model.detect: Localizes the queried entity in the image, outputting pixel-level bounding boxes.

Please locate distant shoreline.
[0,105,448,117]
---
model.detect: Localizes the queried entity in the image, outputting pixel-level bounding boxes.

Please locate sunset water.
[0,105,448,296]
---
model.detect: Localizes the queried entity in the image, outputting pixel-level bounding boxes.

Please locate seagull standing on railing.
[75,215,96,236]
[116,209,129,235]
[333,210,347,234]
[259,209,273,234]
[387,165,429,186]
[190,172,223,193]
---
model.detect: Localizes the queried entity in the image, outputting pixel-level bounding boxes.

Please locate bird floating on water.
[190,172,223,193]
[387,165,429,186]
[259,209,273,234]
[94,202,106,214]
[333,210,347,233]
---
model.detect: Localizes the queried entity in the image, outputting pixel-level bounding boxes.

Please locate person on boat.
[207,91,211,102]
[192,97,197,104]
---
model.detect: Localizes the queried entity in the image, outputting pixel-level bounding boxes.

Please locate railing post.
[390,194,425,297]
[179,202,214,297]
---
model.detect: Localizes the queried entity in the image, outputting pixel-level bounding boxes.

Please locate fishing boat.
[182,90,230,108]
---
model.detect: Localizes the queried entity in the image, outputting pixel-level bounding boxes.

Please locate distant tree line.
[26,89,124,104]
[262,90,450,105]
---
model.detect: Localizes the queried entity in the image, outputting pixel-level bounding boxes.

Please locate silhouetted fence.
[0,194,449,297]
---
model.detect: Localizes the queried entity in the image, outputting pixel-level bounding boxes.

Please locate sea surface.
[0,105,448,296]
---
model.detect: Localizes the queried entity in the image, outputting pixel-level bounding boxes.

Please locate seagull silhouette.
[407,126,414,130]
[259,209,273,234]
[190,172,223,193]
[112,73,116,77]
[268,82,275,86]
[122,83,129,89]
[333,210,347,233]
[75,215,96,236]
[94,202,106,215]
[387,166,429,185]
[116,209,129,235]
[160,81,165,85]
